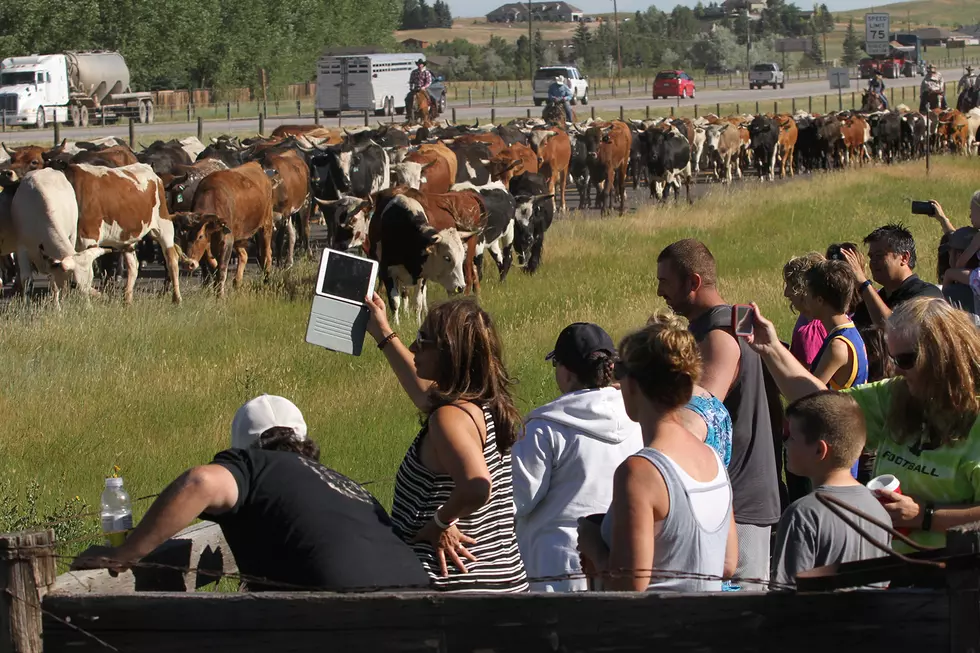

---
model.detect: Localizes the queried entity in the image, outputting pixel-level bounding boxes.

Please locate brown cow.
[776,114,799,178]
[585,121,631,216]
[164,158,230,213]
[486,143,539,187]
[1,144,46,183]
[839,114,870,166]
[60,163,183,304]
[528,128,572,212]
[397,142,457,194]
[255,149,311,267]
[172,162,277,297]
[937,110,972,155]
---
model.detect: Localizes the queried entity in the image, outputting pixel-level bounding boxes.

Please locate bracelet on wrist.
[433,505,459,530]
[921,502,935,532]
[860,279,874,292]
[377,332,398,350]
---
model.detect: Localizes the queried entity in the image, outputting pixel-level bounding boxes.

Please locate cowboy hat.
[927,63,937,71]
[968,65,975,72]
[416,59,425,65]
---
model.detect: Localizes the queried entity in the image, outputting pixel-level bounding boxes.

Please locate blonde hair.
[886,298,980,447]
[616,311,702,410]
[783,252,824,308]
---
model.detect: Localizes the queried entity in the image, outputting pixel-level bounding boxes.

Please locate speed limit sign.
[865,13,890,56]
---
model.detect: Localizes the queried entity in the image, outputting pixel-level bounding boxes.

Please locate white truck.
[316,52,446,117]
[533,65,589,106]
[0,51,154,128]
[748,62,785,90]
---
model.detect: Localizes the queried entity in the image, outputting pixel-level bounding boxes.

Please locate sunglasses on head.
[415,330,435,347]
[890,350,918,371]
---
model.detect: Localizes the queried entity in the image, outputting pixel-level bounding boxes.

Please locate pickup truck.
[532,66,589,106]
[749,63,785,90]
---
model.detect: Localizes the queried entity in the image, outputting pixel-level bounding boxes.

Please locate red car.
[653,70,696,99]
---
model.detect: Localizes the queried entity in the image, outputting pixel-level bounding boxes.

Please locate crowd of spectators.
[76,198,980,593]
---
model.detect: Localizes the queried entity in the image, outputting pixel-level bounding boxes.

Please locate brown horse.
[861,90,885,112]
[407,90,432,124]
[920,88,946,112]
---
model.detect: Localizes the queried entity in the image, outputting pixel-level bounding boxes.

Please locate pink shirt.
[790,315,828,367]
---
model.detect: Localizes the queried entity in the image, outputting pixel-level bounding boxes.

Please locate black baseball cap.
[546,323,616,369]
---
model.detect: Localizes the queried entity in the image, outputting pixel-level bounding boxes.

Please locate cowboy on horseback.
[958,66,977,95]
[548,75,573,123]
[406,58,432,121]
[920,64,948,112]
[867,72,888,110]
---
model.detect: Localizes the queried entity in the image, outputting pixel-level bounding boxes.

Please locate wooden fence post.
[363,109,369,127]
[491,108,496,124]
[129,118,136,148]
[197,117,203,141]
[452,107,457,123]
[670,105,674,117]
[792,97,796,113]
[0,529,56,653]
[296,100,301,117]
[186,104,191,122]
[824,95,827,112]
[468,89,472,108]
[809,95,812,113]
[945,522,980,652]
[619,105,624,121]
[227,103,231,121]
[773,101,778,114]
[314,110,320,126]
[694,104,698,118]
[628,80,631,96]
[646,105,650,120]
[716,102,721,116]
[591,106,595,120]
[258,113,265,136]
[736,103,740,114]
[526,108,531,119]
[52,121,59,147]
[755,100,759,114]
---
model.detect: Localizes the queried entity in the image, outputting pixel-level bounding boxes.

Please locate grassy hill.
[837,0,980,28]
[396,17,589,46]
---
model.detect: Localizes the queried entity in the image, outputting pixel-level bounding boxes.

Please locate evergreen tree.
[515,34,531,79]
[432,0,453,28]
[842,18,861,65]
[572,21,591,66]
[533,29,546,67]
[809,29,823,64]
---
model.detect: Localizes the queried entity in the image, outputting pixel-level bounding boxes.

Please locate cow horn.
[533,193,554,202]
[457,229,480,240]
[314,198,344,207]
[58,138,67,149]
[1,143,13,156]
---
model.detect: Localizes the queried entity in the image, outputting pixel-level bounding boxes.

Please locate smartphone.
[911,200,936,217]
[732,304,754,337]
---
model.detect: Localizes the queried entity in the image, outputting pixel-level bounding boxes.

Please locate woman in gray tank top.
[578,313,737,592]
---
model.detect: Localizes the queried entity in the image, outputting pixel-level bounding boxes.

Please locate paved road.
[0,67,962,145]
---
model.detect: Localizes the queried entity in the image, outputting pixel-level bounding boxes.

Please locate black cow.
[496,124,528,146]
[137,140,193,176]
[748,115,780,181]
[901,113,927,160]
[792,116,819,173]
[868,112,902,164]
[814,114,844,169]
[568,132,591,210]
[509,172,554,274]
[628,126,648,190]
[639,126,692,203]
[196,144,245,168]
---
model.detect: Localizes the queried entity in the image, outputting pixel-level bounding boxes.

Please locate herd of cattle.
[0,101,976,319]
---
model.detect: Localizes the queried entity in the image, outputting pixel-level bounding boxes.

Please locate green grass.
[1,157,976,553]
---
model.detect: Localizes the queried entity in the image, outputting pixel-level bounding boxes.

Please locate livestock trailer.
[316,53,420,117]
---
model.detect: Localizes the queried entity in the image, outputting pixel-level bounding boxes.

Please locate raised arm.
[365,292,433,411]
[929,200,957,235]
[73,465,239,572]
[745,303,825,402]
[842,247,893,329]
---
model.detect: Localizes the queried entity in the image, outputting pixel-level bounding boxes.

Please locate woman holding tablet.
[366,294,529,592]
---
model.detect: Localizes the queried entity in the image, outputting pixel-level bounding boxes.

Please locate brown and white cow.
[776,114,799,178]
[172,162,276,298]
[1,144,46,183]
[255,149,310,268]
[486,143,539,187]
[58,163,182,304]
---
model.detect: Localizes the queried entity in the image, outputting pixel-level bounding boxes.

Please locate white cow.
[11,168,106,308]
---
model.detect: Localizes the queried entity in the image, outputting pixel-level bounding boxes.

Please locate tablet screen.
[320,253,374,303]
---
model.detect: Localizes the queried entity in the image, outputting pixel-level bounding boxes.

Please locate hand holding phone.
[733,304,754,337]
[911,200,936,217]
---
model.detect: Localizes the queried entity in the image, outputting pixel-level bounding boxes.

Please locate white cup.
[867,474,902,495]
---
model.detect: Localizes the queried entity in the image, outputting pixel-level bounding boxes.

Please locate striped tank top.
[391,403,529,592]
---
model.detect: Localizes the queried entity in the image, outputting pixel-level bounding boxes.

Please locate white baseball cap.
[231,394,308,449]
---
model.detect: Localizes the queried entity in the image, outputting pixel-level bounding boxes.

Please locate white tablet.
[306,248,379,356]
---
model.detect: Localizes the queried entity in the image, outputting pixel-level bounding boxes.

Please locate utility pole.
[613,0,622,77]
[529,1,534,84]
[745,10,751,73]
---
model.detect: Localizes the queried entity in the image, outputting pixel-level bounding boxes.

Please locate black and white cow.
[868,112,902,164]
[509,171,555,274]
[451,180,516,282]
[639,126,693,203]
[451,144,492,186]
[309,140,389,248]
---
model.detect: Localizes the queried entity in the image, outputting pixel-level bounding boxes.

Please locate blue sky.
[446,0,901,18]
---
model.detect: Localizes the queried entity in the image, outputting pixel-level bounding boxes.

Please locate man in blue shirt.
[548,76,573,122]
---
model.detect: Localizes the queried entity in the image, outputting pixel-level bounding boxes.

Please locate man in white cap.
[74,395,429,592]
[548,75,573,123]
[920,63,947,111]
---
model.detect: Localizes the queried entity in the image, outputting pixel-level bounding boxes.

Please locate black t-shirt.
[204,448,429,592]
[689,305,781,526]
[852,274,944,329]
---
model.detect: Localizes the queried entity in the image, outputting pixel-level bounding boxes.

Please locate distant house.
[486,2,584,23]
[913,27,953,47]
[401,38,431,50]
[949,30,980,47]
[721,0,765,16]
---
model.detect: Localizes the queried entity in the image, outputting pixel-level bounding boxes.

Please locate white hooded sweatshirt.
[512,386,644,591]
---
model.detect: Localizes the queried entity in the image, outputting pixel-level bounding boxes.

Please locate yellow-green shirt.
[845,378,980,549]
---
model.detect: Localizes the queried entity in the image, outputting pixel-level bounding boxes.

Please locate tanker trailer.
[0,51,153,128]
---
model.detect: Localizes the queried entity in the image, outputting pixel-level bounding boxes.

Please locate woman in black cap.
[512,323,644,591]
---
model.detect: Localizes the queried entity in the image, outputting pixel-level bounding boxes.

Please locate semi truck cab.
[0,55,70,127]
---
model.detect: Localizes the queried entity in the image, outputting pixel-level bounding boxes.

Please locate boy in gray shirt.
[771,391,891,589]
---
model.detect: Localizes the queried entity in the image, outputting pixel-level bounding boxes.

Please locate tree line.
[425,1,867,82]
[0,0,401,92]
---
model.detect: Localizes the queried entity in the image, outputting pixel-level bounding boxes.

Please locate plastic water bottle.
[100,477,133,547]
